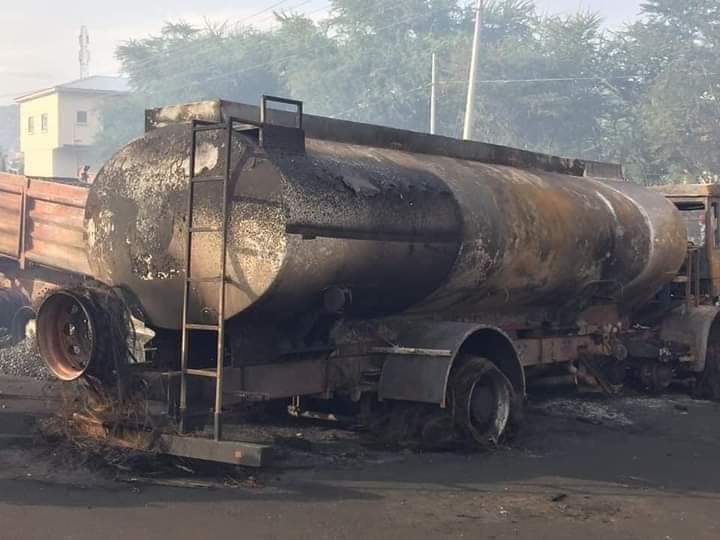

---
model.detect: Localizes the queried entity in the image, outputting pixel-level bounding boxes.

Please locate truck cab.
[657,184,720,304]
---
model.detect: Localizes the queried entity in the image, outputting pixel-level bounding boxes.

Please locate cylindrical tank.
[85,123,687,329]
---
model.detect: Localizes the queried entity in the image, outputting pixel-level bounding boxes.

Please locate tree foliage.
[96,0,720,185]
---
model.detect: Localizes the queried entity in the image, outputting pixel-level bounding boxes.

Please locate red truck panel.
[0,173,91,276]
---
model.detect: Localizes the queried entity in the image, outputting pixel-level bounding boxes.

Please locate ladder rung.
[191,175,225,183]
[186,277,223,284]
[185,368,218,378]
[193,124,226,132]
[185,323,220,331]
[189,226,223,233]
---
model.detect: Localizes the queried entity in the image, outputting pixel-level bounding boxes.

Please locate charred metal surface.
[2,100,687,333]
[85,113,687,331]
[660,305,720,373]
[655,183,720,198]
[157,435,272,467]
[147,100,624,179]
[221,357,328,400]
[405,165,687,318]
[514,336,604,367]
[333,319,524,407]
[87,122,462,328]
[659,185,720,300]
[85,123,283,329]
[259,124,306,153]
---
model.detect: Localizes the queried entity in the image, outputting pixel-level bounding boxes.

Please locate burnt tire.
[36,288,129,384]
[0,290,32,349]
[450,356,513,446]
[693,317,720,400]
[696,340,720,400]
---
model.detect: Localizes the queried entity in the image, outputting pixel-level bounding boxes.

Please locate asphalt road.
[1,383,720,540]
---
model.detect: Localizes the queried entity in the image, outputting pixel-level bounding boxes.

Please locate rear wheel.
[0,289,32,349]
[691,314,720,400]
[696,335,720,400]
[36,288,130,384]
[450,356,513,446]
[36,291,96,381]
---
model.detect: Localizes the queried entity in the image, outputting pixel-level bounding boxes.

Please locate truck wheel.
[0,290,31,349]
[450,356,513,446]
[37,289,129,383]
[37,290,97,381]
[697,338,720,400]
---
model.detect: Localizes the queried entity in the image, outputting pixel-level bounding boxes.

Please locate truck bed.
[0,173,91,276]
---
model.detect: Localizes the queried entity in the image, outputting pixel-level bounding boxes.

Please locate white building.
[15,76,129,178]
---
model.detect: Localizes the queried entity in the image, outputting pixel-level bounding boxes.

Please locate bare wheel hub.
[37,291,96,381]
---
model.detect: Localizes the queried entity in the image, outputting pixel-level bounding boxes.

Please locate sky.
[0,0,644,105]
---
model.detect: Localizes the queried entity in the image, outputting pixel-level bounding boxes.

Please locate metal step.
[189,226,223,233]
[184,323,220,331]
[186,277,223,284]
[190,175,225,183]
[193,124,227,133]
[185,368,218,378]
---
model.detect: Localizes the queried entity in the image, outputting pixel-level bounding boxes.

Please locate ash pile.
[0,323,51,380]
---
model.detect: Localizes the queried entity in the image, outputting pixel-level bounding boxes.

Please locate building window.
[27,116,34,134]
[76,111,88,125]
[41,113,48,133]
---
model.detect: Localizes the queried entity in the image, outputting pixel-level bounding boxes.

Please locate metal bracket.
[261,95,303,129]
[258,95,306,153]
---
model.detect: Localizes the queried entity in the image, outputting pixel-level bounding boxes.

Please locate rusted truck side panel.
[0,173,91,276]
[0,173,23,259]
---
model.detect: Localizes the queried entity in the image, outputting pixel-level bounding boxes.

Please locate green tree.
[607,0,720,183]
[95,0,720,186]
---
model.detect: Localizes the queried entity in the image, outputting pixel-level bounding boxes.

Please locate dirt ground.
[2,379,720,540]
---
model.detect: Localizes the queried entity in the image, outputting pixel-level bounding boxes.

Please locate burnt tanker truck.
[1,97,719,458]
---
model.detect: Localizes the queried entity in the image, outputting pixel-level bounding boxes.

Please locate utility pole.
[463,0,484,140]
[79,26,90,79]
[430,52,438,135]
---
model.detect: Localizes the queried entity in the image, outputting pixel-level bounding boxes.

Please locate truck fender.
[660,305,720,373]
[377,320,525,407]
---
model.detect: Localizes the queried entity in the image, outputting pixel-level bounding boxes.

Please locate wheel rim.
[37,292,96,381]
[462,365,512,445]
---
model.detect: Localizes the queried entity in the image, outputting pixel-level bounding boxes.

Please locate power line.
[241,0,300,22]
[251,0,322,29]
[327,83,431,119]
[325,69,720,125]
[439,74,719,84]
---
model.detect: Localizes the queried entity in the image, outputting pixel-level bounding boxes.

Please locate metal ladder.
[179,117,234,441]
[177,96,305,442]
